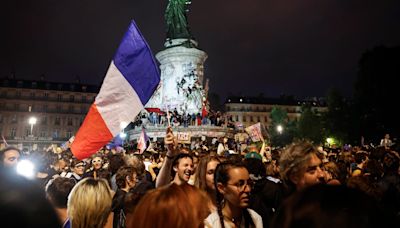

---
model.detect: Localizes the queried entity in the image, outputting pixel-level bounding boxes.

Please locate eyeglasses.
[227,179,254,191]
[92,159,102,164]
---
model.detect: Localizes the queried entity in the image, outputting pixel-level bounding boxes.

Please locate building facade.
[0,78,98,151]
[224,96,327,128]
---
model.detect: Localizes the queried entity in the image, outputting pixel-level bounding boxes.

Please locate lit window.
[10,128,17,137]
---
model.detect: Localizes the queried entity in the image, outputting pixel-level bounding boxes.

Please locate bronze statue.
[165,0,192,39]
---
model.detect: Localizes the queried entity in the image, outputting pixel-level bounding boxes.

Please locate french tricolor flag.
[137,128,150,154]
[71,21,160,160]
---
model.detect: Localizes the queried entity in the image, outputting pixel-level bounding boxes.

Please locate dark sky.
[2,0,400,101]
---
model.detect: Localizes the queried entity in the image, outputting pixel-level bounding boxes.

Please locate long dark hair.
[214,160,255,228]
[194,155,221,191]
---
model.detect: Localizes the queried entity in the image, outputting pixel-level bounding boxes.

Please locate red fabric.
[202,105,208,118]
[71,104,113,160]
[145,107,165,114]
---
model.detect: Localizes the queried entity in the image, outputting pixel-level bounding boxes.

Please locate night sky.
[1,0,400,101]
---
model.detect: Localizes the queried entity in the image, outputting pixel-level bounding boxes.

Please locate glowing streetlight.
[119,122,128,146]
[326,137,334,147]
[16,160,35,179]
[119,132,127,139]
[276,125,283,134]
[120,121,128,130]
[28,117,37,136]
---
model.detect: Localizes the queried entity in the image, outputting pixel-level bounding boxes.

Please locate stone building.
[0,78,98,151]
[224,96,327,128]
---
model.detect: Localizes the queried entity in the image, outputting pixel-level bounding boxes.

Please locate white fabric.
[217,143,227,155]
[95,61,143,136]
[144,161,152,171]
[205,208,263,228]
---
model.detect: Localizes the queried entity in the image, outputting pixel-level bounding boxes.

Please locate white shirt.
[380,138,392,147]
[143,161,152,171]
[205,208,263,228]
[217,143,228,156]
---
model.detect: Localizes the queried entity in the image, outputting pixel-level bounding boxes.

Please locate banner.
[177,132,191,144]
[245,122,263,142]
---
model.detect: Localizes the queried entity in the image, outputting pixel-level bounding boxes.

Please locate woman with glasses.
[85,154,107,177]
[205,160,263,228]
[63,159,86,183]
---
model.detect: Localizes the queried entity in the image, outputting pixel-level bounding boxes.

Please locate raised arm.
[155,127,179,188]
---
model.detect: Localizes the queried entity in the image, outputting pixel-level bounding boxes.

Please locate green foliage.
[268,106,296,147]
[270,106,287,123]
[352,46,400,143]
[321,89,351,146]
[297,104,323,144]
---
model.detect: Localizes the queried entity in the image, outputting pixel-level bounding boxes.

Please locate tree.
[297,104,323,144]
[352,46,400,144]
[322,89,351,146]
[268,106,295,147]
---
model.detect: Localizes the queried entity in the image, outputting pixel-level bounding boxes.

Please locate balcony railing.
[4,136,70,142]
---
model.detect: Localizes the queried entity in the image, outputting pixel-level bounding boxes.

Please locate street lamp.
[120,121,128,130]
[276,125,283,134]
[119,132,127,139]
[326,137,333,147]
[119,122,128,146]
[28,117,37,136]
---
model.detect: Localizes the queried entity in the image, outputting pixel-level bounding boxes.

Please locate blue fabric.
[113,20,160,105]
[63,219,71,228]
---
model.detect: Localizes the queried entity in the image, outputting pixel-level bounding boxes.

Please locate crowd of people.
[132,109,235,128]
[1,129,399,227]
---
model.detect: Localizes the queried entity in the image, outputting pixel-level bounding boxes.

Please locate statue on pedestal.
[165,0,192,39]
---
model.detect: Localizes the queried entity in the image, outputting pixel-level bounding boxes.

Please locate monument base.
[127,125,235,144]
[145,39,208,115]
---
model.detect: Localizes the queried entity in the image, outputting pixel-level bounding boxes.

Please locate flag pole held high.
[71,20,160,160]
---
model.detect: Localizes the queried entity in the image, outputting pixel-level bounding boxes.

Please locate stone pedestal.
[145,39,208,115]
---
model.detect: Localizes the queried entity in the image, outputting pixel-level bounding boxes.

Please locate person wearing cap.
[244,143,263,160]
[245,151,263,160]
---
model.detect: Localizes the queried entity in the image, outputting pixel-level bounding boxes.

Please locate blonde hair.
[67,178,112,228]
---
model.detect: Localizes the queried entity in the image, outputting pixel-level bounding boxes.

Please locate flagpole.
[166,105,171,127]
[1,135,8,147]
